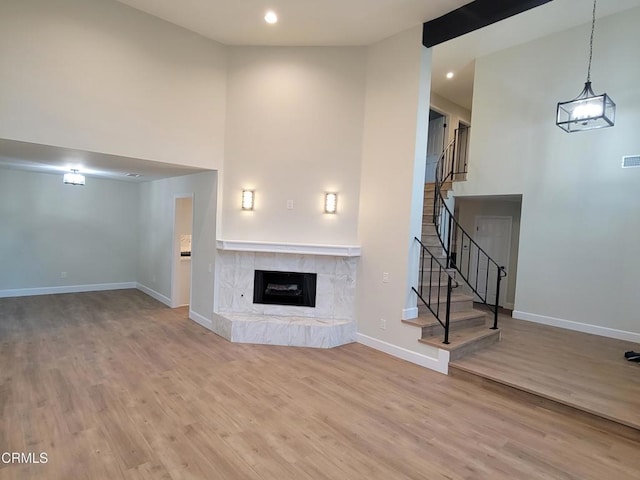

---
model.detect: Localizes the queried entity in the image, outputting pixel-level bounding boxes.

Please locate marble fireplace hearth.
[213,241,360,348]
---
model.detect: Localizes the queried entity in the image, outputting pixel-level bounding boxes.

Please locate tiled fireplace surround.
[212,242,360,348]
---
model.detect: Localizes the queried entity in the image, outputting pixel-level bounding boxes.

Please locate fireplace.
[253,270,317,307]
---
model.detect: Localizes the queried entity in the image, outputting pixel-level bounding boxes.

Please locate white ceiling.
[0,139,205,183]
[115,0,473,46]
[115,0,640,111]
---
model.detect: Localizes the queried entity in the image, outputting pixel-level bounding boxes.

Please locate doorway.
[425,109,447,182]
[473,215,512,307]
[172,195,194,308]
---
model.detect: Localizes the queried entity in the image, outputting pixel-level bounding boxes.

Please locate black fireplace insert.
[253,270,317,307]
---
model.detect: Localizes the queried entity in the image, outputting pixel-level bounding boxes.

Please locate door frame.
[171,193,195,308]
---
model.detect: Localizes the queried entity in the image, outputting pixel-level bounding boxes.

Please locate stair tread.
[402,309,486,328]
[419,326,500,351]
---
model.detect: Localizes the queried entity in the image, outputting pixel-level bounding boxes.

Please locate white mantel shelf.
[216,240,361,257]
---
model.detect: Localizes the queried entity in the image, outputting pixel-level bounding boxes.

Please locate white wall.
[356,26,438,363]
[138,172,217,320]
[455,7,640,336]
[0,168,138,294]
[221,47,366,245]
[0,0,226,169]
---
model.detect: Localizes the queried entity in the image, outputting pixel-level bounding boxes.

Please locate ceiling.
[115,0,472,46]
[115,0,640,111]
[0,139,205,183]
[3,0,640,180]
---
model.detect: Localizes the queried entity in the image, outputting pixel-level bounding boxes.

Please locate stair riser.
[449,330,501,361]
[424,182,452,192]
[419,274,454,284]
[422,225,437,236]
[418,299,473,313]
[420,316,486,337]
[423,284,459,295]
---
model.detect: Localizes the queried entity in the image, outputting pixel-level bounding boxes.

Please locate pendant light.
[63,169,85,186]
[556,0,615,133]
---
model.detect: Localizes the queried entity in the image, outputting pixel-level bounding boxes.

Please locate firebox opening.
[253,270,317,307]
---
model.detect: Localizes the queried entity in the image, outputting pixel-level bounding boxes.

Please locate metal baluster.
[419,243,425,298]
[492,268,502,330]
[466,233,471,279]
[428,255,434,308]
[444,276,452,344]
[475,248,480,293]
[485,256,490,302]
[447,214,453,266]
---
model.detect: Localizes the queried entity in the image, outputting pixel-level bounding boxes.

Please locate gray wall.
[138,172,217,320]
[0,168,139,291]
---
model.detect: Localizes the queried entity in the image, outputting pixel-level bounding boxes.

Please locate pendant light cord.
[587,0,597,83]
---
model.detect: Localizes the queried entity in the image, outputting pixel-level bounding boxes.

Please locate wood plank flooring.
[1,290,639,479]
[451,313,640,431]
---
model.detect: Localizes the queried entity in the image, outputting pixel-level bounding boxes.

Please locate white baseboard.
[402,307,419,320]
[356,333,450,375]
[136,283,172,307]
[513,310,640,344]
[189,310,213,330]
[0,282,136,299]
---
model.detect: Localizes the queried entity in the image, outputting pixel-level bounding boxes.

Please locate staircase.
[407,127,505,363]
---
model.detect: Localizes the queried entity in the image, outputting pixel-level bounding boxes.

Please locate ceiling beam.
[423,0,553,48]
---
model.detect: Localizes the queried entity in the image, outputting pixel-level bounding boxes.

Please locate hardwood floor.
[1,290,639,479]
[451,313,640,431]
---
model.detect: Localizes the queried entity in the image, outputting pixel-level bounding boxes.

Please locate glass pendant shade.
[556,81,615,133]
[63,170,85,185]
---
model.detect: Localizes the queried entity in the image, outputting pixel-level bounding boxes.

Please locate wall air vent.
[622,155,640,168]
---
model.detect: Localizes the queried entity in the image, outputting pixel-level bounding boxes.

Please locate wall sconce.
[242,190,255,210]
[63,169,85,186]
[324,192,338,214]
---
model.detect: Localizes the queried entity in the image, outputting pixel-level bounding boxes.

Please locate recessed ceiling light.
[264,11,278,24]
[446,72,454,79]
[125,173,142,178]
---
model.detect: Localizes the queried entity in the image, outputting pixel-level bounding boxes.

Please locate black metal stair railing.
[432,127,507,331]
[411,238,459,344]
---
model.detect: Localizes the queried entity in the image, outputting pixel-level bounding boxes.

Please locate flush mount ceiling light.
[264,11,278,24]
[446,72,454,79]
[242,189,255,210]
[324,192,338,214]
[63,169,85,186]
[556,0,615,133]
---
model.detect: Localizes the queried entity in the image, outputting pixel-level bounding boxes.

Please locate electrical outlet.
[286,199,294,210]
[382,272,389,283]
[208,264,212,273]
[152,274,156,282]
[379,318,387,330]
[60,271,68,279]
